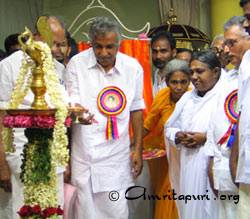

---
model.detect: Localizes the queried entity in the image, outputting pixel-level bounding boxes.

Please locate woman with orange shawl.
[143,59,191,219]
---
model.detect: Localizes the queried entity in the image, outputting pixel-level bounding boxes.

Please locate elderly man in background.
[66,16,144,219]
[0,15,67,219]
[223,15,250,219]
[54,31,79,66]
[210,34,230,70]
[204,19,243,219]
[175,48,192,63]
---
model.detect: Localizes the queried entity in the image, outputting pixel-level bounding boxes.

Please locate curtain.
[78,40,153,116]
[158,0,211,36]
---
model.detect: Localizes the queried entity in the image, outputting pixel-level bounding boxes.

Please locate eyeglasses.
[210,47,223,55]
[223,39,238,48]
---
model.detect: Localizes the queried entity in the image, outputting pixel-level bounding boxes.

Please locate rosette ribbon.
[217,89,238,148]
[97,86,126,140]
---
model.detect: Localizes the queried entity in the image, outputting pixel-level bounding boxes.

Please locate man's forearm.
[230,121,239,184]
[131,110,143,151]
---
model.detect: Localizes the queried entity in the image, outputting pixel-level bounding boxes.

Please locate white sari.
[164,78,222,219]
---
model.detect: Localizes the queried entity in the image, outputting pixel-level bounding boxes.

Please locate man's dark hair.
[151,31,176,49]
[240,0,250,7]
[66,31,78,58]
[4,33,20,56]
[176,48,192,54]
[0,49,6,61]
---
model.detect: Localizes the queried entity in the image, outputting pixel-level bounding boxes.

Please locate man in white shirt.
[0,15,67,219]
[151,31,176,96]
[205,70,239,219]
[203,22,242,219]
[224,15,250,219]
[66,17,144,219]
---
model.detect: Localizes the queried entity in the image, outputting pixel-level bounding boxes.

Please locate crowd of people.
[1,0,250,219]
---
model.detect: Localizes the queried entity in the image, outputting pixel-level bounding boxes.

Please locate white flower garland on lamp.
[2,40,69,216]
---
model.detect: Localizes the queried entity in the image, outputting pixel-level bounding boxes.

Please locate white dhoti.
[237,184,250,219]
[72,177,128,219]
[71,159,129,219]
[218,191,238,219]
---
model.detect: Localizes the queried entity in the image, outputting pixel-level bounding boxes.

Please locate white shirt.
[153,69,167,97]
[66,48,145,193]
[204,77,238,192]
[236,49,250,183]
[0,50,66,172]
[221,67,238,82]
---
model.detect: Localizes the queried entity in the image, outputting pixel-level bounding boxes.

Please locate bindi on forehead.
[155,46,166,51]
[152,45,169,52]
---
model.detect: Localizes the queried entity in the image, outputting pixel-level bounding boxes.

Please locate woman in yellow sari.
[143,59,191,219]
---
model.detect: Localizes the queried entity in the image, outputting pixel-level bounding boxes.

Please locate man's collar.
[113,52,122,74]
[87,48,122,74]
[87,48,98,69]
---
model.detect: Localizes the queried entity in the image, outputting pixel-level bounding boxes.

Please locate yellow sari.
[144,87,178,219]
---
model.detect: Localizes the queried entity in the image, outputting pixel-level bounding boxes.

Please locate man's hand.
[130,110,143,179]
[176,131,206,148]
[175,131,188,144]
[131,149,143,179]
[64,163,71,183]
[0,162,12,192]
[69,103,95,125]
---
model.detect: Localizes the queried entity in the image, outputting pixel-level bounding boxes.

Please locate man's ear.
[213,67,221,78]
[67,46,72,57]
[33,33,43,41]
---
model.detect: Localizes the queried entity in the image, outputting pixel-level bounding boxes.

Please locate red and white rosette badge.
[97,86,127,140]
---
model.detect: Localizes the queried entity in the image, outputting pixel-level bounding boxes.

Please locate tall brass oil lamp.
[17,16,54,110]
[18,28,48,109]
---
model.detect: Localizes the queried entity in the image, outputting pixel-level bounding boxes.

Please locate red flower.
[64,117,72,127]
[42,207,58,218]
[18,205,63,218]
[3,115,71,128]
[3,115,15,127]
[15,115,33,128]
[33,116,55,128]
[57,206,63,215]
[17,205,32,217]
[31,205,41,214]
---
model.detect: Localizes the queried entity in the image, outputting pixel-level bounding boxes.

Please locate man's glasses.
[210,47,224,56]
[223,39,238,48]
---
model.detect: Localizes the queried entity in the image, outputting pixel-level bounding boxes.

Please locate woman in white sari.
[165,51,222,219]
